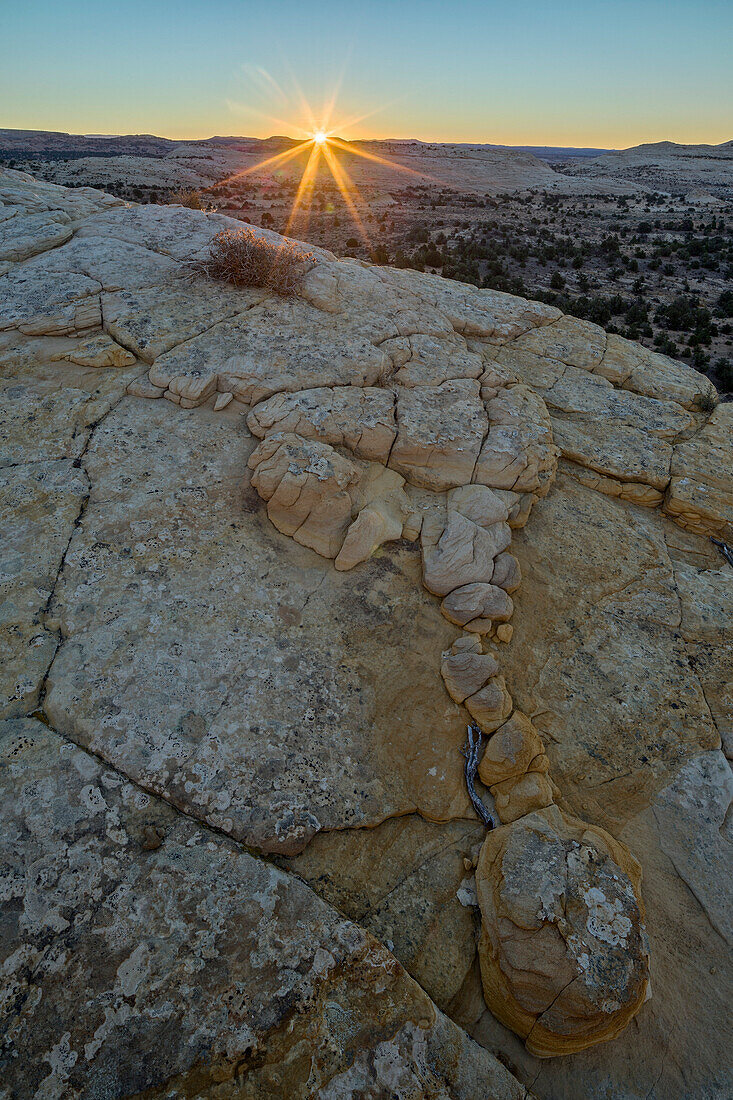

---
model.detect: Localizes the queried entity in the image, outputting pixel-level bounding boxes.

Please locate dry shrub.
[692,388,718,413]
[169,188,206,209]
[196,228,315,295]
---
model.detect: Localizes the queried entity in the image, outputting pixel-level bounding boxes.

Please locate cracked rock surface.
[0,717,527,1100]
[1,168,731,1098]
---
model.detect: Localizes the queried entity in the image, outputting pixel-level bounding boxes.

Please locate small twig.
[710,537,733,568]
[461,724,495,829]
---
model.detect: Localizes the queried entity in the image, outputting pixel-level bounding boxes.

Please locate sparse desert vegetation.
[168,186,207,209]
[201,175,733,393]
[194,227,314,293]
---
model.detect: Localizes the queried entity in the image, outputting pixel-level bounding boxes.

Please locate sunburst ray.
[285,141,323,235]
[211,86,449,245]
[216,139,313,189]
[328,137,437,182]
[321,143,371,248]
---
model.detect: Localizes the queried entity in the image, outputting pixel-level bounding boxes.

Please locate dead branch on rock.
[711,537,733,567]
[462,724,496,829]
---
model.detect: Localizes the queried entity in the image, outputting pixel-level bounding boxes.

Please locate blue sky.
[2,0,731,146]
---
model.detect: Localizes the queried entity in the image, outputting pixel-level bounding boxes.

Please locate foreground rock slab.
[44,399,474,855]
[0,460,88,720]
[467,478,731,1099]
[2,169,731,1097]
[0,718,527,1099]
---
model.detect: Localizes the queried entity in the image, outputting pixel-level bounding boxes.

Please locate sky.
[2,0,731,148]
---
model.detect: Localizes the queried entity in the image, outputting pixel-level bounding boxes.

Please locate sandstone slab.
[0,347,141,465]
[247,385,396,462]
[0,461,88,719]
[0,167,122,220]
[466,481,731,1099]
[149,296,390,405]
[77,201,330,262]
[513,315,607,371]
[672,553,733,758]
[0,266,101,336]
[390,379,488,491]
[380,268,560,341]
[474,384,557,494]
[664,404,733,535]
[103,276,264,365]
[602,333,717,408]
[501,472,719,833]
[652,750,732,943]
[20,230,180,290]
[284,814,488,1017]
[388,332,484,387]
[50,331,136,368]
[0,208,72,261]
[551,418,673,490]
[500,343,694,494]
[0,718,525,1100]
[43,399,475,856]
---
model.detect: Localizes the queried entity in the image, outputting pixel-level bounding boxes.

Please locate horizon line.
[2,125,733,152]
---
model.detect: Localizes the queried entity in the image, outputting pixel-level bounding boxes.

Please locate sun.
[213,88,436,246]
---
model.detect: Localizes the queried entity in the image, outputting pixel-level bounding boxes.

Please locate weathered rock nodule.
[475,806,649,1058]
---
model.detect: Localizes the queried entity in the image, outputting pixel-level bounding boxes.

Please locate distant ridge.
[561,138,733,197]
[0,127,611,162]
[0,129,176,157]
[4,128,730,165]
